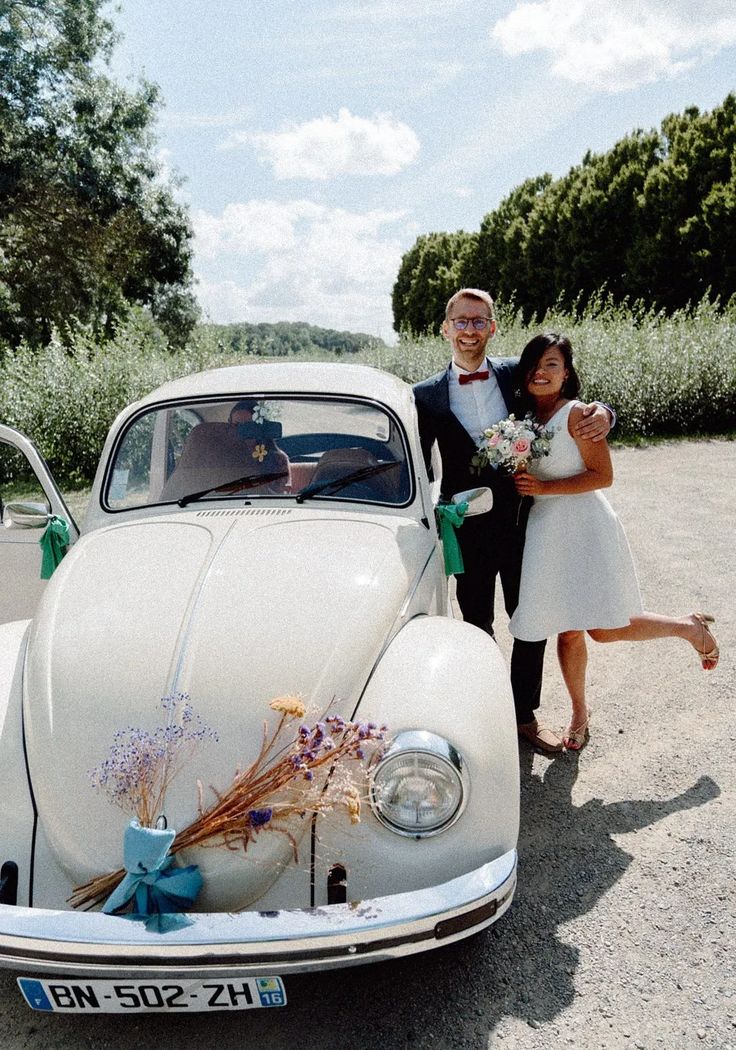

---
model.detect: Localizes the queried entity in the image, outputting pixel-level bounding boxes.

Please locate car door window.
[0,439,52,624]
[0,440,50,518]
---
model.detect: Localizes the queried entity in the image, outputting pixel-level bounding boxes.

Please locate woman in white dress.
[508,333,719,751]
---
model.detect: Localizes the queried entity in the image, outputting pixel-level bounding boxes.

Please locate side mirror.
[3,501,50,529]
[451,487,493,517]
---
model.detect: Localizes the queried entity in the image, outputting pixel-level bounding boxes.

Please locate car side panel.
[0,621,34,906]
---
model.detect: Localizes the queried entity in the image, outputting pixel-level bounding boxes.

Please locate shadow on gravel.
[474,752,723,1036]
[296,755,719,1050]
[0,759,720,1050]
[308,754,720,1050]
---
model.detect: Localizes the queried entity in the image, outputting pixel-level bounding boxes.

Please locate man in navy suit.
[413,288,612,752]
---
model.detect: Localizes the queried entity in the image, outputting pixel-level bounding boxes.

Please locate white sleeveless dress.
[509,401,642,642]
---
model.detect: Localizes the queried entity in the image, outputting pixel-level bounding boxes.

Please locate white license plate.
[17,975,286,1013]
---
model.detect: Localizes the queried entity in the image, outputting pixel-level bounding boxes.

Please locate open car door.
[0,423,79,625]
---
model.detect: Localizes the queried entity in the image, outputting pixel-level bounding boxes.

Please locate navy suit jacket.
[413,357,521,512]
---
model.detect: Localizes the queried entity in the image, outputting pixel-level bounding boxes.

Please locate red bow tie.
[458,369,490,385]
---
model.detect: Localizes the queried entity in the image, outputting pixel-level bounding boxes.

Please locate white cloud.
[227,108,420,180]
[492,0,736,93]
[193,200,323,258]
[192,199,407,339]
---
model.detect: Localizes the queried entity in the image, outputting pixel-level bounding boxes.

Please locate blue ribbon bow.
[103,821,202,933]
[39,515,70,579]
[435,501,469,575]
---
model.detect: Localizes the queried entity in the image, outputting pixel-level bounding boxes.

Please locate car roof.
[139,361,414,417]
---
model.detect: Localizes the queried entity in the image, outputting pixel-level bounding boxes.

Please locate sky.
[109,0,736,342]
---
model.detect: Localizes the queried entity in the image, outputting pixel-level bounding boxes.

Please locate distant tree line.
[393,95,736,334]
[0,0,198,350]
[203,320,382,356]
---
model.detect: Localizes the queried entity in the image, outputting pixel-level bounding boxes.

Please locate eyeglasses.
[450,317,493,331]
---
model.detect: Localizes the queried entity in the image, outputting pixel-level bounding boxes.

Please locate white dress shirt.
[448,359,509,442]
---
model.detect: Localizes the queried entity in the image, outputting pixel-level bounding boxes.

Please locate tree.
[632,97,736,308]
[521,130,661,317]
[0,0,198,347]
[392,94,736,329]
[392,231,477,334]
[202,319,380,357]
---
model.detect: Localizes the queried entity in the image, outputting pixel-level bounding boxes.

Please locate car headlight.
[369,730,467,837]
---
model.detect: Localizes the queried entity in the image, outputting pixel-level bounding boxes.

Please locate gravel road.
[1,439,733,1050]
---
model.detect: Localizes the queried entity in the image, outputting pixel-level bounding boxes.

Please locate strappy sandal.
[563,710,590,752]
[693,613,719,671]
[517,720,564,753]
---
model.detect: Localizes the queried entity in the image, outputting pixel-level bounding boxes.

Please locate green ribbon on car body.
[39,515,70,579]
[435,501,468,576]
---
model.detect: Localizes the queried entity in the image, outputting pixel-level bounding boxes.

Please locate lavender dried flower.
[87,693,218,828]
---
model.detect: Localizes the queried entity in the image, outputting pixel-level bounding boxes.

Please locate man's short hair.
[445,288,495,320]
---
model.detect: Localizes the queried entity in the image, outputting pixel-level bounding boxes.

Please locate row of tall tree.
[205,320,382,357]
[393,95,736,334]
[0,0,198,349]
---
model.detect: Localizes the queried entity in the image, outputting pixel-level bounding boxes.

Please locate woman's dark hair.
[516,333,580,414]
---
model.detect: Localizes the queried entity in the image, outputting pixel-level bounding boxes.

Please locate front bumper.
[0,850,516,980]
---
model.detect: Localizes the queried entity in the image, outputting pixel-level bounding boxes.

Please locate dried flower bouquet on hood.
[70,694,387,911]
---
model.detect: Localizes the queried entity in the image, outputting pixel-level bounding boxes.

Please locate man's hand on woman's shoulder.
[573,402,614,443]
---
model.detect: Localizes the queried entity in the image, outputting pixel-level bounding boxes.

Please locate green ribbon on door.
[434,501,468,575]
[39,515,70,579]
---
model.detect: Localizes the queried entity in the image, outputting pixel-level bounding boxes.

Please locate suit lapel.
[489,359,517,413]
[424,367,451,415]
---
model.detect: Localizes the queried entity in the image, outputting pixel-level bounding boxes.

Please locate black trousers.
[453,504,546,725]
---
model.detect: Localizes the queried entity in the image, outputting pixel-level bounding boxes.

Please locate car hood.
[24,509,429,908]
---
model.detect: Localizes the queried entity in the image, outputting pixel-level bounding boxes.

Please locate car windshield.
[105,395,413,511]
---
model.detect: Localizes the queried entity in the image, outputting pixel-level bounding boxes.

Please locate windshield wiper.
[177,471,289,507]
[295,461,399,504]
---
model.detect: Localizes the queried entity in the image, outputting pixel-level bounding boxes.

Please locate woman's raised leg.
[588,612,719,670]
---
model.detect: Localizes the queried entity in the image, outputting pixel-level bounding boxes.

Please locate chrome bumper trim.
[0,850,516,979]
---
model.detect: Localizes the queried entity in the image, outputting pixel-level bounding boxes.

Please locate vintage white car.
[0,361,518,1014]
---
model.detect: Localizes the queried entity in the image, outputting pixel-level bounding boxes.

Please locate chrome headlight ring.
[369,730,469,838]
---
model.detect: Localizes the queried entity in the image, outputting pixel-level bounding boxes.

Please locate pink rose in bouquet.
[511,436,531,458]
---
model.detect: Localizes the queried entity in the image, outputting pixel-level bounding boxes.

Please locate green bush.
[1,297,733,488]
[363,295,736,438]
[0,315,221,485]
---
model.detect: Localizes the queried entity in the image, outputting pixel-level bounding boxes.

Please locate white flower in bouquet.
[472,413,553,475]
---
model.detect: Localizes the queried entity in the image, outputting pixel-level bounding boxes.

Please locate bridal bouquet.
[472,413,553,475]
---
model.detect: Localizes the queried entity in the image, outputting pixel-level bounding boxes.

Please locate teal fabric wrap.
[39,515,70,579]
[435,501,468,575]
[103,820,202,933]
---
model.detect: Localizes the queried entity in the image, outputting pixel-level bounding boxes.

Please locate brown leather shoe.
[517,720,564,753]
